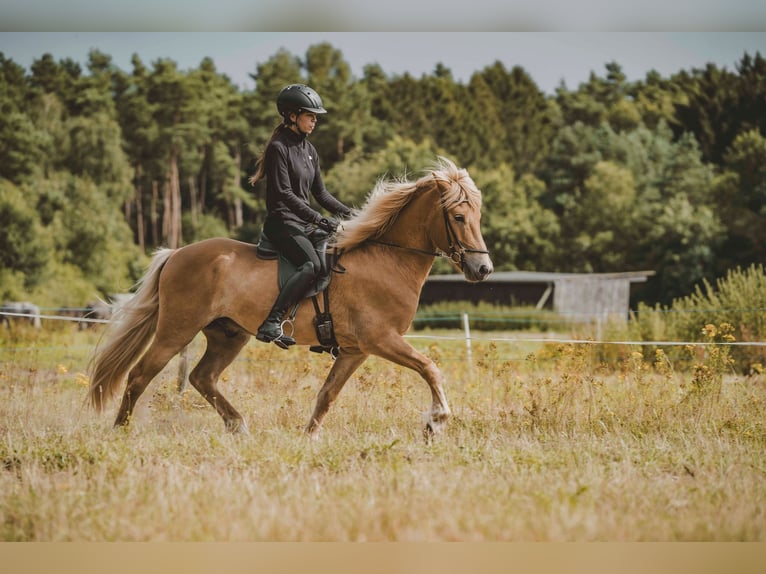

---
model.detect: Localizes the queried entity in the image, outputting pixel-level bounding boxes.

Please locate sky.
[1,1,766,31]
[2,32,766,95]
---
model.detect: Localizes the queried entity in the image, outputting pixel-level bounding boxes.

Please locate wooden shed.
[420,270,655,320]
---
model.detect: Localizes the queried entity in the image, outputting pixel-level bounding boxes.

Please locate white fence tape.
[0,311,110,324]
[2,309,765,348]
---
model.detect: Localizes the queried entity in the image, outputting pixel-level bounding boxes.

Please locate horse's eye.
[454,214,465,223]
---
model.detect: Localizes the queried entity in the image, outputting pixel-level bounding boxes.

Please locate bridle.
[368,189,490,270]
[439,203,491,269]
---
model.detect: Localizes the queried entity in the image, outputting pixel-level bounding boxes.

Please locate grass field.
[1,323,764,541]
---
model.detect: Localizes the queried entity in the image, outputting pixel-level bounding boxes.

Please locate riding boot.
[256,306,296,346]
[256,262,315,347]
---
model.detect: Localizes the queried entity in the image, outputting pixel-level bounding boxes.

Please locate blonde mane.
[333,157,481,252]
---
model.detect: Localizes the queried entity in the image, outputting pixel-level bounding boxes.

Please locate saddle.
[256,227,341,356]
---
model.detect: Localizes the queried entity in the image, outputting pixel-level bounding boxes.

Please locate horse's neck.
[373,188,439,284]
[380,188,439,257]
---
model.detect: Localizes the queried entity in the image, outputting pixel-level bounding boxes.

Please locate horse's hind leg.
[176,344,191,393]
[305,347,368,435]
[114,336,191,428]
[188,323,251,434]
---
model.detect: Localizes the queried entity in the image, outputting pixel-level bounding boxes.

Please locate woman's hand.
[317,217,339,233]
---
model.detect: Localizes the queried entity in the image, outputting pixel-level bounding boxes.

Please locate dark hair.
[248,123,286,187]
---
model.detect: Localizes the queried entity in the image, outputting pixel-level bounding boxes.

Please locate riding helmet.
[276,84,327,119]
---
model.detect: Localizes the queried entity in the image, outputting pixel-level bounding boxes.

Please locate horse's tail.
[87,248,175,412]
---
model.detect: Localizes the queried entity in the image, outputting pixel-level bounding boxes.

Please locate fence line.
[404,333,766,347]
[2,309,765,354]
[0,311,109,325]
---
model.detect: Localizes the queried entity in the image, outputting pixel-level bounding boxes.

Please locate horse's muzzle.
[463,254,493,283]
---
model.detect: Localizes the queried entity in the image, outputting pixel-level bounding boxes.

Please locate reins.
[367,238,442,258]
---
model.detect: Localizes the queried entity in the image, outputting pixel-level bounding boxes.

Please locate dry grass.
[1,324,764,541]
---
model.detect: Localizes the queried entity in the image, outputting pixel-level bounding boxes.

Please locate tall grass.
[1,321,764,541]
[629,264,766,372]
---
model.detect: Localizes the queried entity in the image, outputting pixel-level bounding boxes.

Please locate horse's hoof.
[423,422,434,444]
[226,420,249,435]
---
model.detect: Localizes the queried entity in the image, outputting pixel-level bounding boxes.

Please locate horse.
[79,299,113,329]
[1,301,42,329]
[87,157,493,438]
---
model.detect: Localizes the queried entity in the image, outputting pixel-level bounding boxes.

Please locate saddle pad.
[255,231,331,298]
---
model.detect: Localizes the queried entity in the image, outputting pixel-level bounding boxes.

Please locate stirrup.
[310,345,339,359]
[256,317,296,349]
[256,330,296,348]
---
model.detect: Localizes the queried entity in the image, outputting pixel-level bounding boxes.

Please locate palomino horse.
[87,157,493,437]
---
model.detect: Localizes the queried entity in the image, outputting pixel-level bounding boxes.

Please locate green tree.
[113,54,160,251]
[359,63,398,151]
[186,57,250,231]
[44,174,141,296]
[305,42,372,166]
[483,62,558,175]
[714,129,766,272]
[557,62,641,133]
[630,69,684,131]
[143,58,210,248]
[575,160,639,270]
[671,63,739,164]
[474,164,559,271]
[0,180,50,296]
[641,194,724,303]
[0,54,48,183]
[324,135,442,208]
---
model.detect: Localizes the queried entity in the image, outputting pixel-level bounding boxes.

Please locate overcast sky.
[2,32,765,95]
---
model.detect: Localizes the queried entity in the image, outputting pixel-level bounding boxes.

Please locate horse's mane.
[333,157,481,252]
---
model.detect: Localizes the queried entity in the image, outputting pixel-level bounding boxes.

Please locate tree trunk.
[150,180,159,247]
[199,146,208,213]
[233,147,243,228]
[132,163,145,252]
[168,150,182,249]
[188,175,198,226]
[162,177,171,246]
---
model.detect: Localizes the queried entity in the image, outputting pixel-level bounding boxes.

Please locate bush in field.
[630,264,766,372]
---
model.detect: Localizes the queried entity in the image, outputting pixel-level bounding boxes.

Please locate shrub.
[632,264,766,372]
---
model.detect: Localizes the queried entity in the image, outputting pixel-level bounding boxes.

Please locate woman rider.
[249,84,353,347]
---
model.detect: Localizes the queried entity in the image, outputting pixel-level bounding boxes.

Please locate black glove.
[337,206,353,219]
[317,217,339,233]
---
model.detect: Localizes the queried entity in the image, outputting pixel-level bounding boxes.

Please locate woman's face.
[292,112,318,135]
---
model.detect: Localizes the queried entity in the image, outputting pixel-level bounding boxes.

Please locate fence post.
[462,312,472,364]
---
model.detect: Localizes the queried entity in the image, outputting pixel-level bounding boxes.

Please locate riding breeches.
[262,217,321,309]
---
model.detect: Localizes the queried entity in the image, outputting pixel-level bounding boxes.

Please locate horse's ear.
[431,173,443,193]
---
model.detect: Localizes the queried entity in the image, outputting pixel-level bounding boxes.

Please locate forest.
[1,42,765,308]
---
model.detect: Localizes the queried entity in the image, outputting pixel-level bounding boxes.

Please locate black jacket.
[264,127,348,229]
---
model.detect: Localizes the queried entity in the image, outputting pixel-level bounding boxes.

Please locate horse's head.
[428,159,493,283]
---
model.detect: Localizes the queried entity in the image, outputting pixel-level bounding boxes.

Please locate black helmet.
[276,84,327,119]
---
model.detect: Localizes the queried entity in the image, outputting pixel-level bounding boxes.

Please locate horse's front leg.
[419,361,451,442]
[305,347,368,436]
[366,334,451,440]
